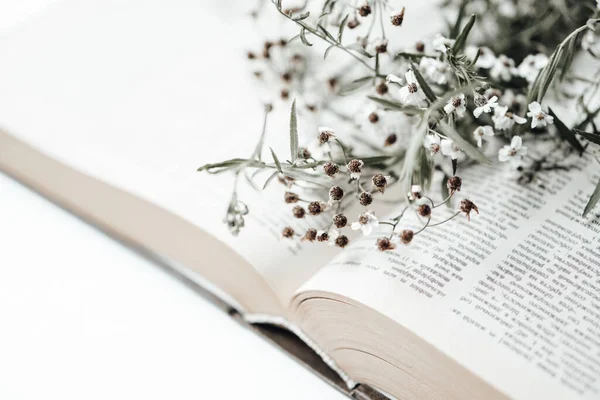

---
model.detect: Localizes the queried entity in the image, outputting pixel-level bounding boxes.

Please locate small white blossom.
[474,95,498,118]
[432,34,455,53]
[473,125,495,148]
[498,136,527,166]
[492,106,527,130]
[351,211,379,236]
[490,55,516,81]
[423,134,441,155]
[398,70,427,106]
[419,57,449,85]
[441,139,461,160]
[517,54,549,83]
[444,93,467,117]
[582,30,596,51]
[526,102,554,129]
[466,46,496,69]
[386,74,403,85]
[408,185,422,201]
[327,229,340,246]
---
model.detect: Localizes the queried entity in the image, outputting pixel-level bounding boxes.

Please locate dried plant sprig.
[200,0,600,248]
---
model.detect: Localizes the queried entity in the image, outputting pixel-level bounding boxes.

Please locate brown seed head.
[377,237,397,251]
[282,226,295,238]
[316,231,329,242]
[329,186,344,201]
[417,204,432,218]
[318,131,334,144]
[335,235,350,248]
[375,42,388,54]
[390,7,405,26]
[298,147,311,159]
[376,82,388,95]
[282,72,292,83]
[293,206,306,219]
[447,176,462,194]
[400,229,414,244]
[284,192,299,204]
[358,5,371,16]
[368,112,379,123]
[359,192,373,206]
[347,19,360,29]
[303,228,317,242]
[459,199,479,221]
[347,159,364,174]
[333,214,348,228]
[308,201,323,215]
[415,41,425,52]
[384,133,397,147]
[247,51,256,60]
[323,161,340,177]
[280,89,290,100]
[372,174,388,192]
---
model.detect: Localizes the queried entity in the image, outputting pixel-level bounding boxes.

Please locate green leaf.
[338,76,373,95]
[317,23,337,42]
[583,179,600,217]
[262,171,279,190]
[300,28,313,46]
[441,174,452,208]
[411,63,437,103]
[324,44,335,59]
[574,129,600,145]
[292,11,310,21]
[452,14,476,53]
[289,100,299,162]
[449,0,468,38]
[437,121,492,165]
[346,43,374,58]
[270,148,283,173]
[367,96,424,115]
[548,108,585,155]
[337,14,349,42]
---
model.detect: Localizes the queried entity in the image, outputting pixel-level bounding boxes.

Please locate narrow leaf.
[318,23,337,42]
[437,121,492,165]
[367,96,424,115]
[337,14,349,42]
[289,100,299,162]
[583,179,600,217]
[346,43,374,58]
[548,108,585,155]
[262,171,279,190]
[300,28,313,46]
[324,44,335,59]
[452,14,476,53]
[574,129,600,146]
[270,148,283,173]
[441,174,452,208]
[292,11,310,21]
[449,0,468,38]
[411,63,437,103]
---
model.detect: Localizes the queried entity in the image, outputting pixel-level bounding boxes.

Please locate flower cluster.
[200,0,600,250]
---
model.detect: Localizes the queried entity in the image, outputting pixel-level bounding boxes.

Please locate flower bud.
[447,176,462,194]
[329,186,344,201]
[308,201,323,215]
[335,235,350,248]
[284,192,299,204]
[359,192,373,206]
[417,204,432,218]
[377,237,396,251]
[400,229,414,244]
[293,206,306,219]
[358,5,371,17]
[303,228,317,242]
[282,226,295,238]
[333,214,348,228]
[323,161,340,177]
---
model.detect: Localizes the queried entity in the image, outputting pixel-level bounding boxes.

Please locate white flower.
[498,136,527,166]
[351,211,379,236]
[492,106,527,130]
[466,46,496,69]
[386,74,403,85]
[318,126,335,134]
[327,229,340,246]
[419,57,449,85]
[517,54,549,83]
[526,102,554,129]
[441,139,461,160]
[423,134,441,155]
[444,93,467,117]
[582,30,596,51]
[408,185,422,201]
[432,34,455,53]
[490,55,516,81]
[473,125,494,148]
[473,95,498,118]
[398,70,427,106]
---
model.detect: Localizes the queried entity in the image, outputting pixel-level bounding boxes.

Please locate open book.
[0,1,599,399]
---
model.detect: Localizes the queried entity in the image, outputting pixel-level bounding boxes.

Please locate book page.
[296,149,600,400]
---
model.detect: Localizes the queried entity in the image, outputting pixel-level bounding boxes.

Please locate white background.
[0,2,344,399]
